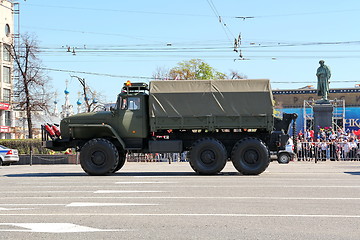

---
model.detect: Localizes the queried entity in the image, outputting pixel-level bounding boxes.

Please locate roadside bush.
[0,139,50,154]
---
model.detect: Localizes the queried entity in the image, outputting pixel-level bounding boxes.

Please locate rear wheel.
[80,138,119,176]
[188,138,227,175]
[231,138,270,175]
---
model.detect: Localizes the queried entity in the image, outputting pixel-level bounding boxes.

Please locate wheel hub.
[200,150,215,164]
[91,151,106,166]
[244,149,259,164]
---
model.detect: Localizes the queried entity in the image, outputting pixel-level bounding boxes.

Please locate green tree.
[169,59,226,80]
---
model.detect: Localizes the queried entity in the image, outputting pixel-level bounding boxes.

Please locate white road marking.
[0,204,63,206]
[0,223,124,233]
[66,202,159,207]
[1,213,360,218]
[2,196,360,200]
[1,191,93,193]
[3,186,360,194]
[133,173,355,178]
[0,207,33,211]
[115,181,176,184]
[116,185,360,188]
[94,190,166,193]
[15,185,356,194]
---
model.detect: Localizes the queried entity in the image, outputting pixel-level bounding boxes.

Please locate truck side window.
[128,97,140,110]
[121,98,127,110]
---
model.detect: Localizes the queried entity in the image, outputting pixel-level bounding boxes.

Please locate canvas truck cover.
[149,79,274,131]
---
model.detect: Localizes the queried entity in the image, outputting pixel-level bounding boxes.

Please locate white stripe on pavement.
[0,223,125,233]
[115,182,176,184]
[0,207,33,211]
[0,204,63,206]
[1,213,360,218]
[0,203,158,207]
[94,190,166,193]
[66,202,159,207]
[2,196,360,200]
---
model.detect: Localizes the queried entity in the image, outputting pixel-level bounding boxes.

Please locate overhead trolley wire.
[39,67,360,84]
[206,0,236,42]
[39,67,154,80]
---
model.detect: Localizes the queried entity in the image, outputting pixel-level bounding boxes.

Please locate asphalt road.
[1,161,360,239]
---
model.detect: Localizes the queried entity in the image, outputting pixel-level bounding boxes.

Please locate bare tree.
[229,70,247,79]
[71,75,103,112]
[152,66,170,80]
[10,33,53,138]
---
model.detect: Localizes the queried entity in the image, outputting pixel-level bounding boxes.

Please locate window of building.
[2,66,11,84]
[3,88,11,102]
[5,24,11,37]
[3,44,11,62]
[5,111,11,126]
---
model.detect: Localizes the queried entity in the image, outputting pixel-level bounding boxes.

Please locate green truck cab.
[43,79,297,176]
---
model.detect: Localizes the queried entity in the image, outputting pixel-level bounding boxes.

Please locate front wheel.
[80,138,119,176]
[112,150,127,173]
[231,138,270,175]
[188,138,227,175]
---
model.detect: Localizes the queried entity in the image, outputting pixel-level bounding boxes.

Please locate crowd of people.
[296,127,360,161]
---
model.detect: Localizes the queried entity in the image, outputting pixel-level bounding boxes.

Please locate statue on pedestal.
[316,60,331,101]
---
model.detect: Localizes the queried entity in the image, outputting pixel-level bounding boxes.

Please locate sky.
[16,0,360,106]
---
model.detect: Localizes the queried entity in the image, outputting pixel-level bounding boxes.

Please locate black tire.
[112,150,127,173]
[80,138,119,176]
[277,152,291,164]
[188,138,227,175]
[0,159,2,166]
[231,138,270,175]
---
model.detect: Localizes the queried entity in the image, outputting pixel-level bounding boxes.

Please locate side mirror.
[110,106,116,115]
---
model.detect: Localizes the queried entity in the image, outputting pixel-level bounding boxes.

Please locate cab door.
[119,95,148,138]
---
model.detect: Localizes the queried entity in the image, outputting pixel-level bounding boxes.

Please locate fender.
[68,123,126,149]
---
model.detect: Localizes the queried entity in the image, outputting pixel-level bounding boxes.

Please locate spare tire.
[277,152,291,164]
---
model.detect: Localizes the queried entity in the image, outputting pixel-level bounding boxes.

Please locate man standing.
[316,60,331,101]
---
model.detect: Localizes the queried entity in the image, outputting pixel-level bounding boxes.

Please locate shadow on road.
[5,172,87,177]
[5,171,241,177]
[344,172,360,176]
[116,172,198,177]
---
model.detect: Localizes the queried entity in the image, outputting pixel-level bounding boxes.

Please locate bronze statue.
[316,60,331,101]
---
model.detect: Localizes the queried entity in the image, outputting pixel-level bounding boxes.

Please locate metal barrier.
[296,141,360,161]
[17,154,77,165]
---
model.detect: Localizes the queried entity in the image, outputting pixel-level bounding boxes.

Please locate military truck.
[42,79,297,176]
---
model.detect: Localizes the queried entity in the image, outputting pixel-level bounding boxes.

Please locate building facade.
[0,0,15,139]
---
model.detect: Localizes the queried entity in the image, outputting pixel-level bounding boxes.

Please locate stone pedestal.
[313,102,333,138]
